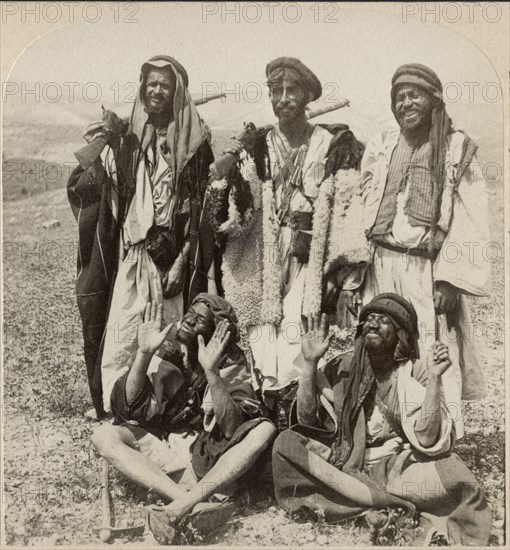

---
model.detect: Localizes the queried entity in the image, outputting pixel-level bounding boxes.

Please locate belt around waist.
[374,240,437,260]
[280,211,313,230]
[264,381,299,398]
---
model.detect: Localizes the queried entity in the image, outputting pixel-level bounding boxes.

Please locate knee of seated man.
[246,421,276,450]
[91,423,124,456]
[439,454,486,502]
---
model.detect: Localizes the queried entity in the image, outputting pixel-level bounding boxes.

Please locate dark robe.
[67,139,215,417]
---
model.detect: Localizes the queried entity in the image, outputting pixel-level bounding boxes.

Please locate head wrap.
[127,55,208,187]
[140,56,189,89]
[390,63,443,105]
[390,64,452,256]
[357,293,420,361]
[266,57,322,102]
[190,293,240,342]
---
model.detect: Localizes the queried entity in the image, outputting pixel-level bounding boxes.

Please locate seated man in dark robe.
[272,293,491,546]
[92,294,275,544]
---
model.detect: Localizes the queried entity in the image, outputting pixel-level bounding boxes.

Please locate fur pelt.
[302,169,372,315]
[219,166,370,327]
[324,168,372,272]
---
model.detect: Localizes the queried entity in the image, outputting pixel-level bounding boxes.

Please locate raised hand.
[197,319,231,373]
[83,107,127,146]
[300,313,333,365]
[137,302,173,356]
[426,341,452,378]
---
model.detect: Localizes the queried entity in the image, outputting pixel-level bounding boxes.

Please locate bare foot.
[150,501,193,524]
[147,505,181,545]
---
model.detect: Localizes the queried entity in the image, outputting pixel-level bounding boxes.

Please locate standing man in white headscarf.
[68,56,217,419]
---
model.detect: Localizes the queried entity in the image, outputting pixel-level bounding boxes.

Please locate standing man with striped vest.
[360,64,491,437]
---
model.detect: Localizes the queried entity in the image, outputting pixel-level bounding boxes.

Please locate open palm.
[301,313,332,364]
[197,319,231,373]
[138,302,173,355]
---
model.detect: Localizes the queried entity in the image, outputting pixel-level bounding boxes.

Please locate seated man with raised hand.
[272,293,491,546]
[92,294,275,545]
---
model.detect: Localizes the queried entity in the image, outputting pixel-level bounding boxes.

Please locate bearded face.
[269,76,308,125]
[393,84,433,133]
[144,68,176,118]
[362,312,398,357]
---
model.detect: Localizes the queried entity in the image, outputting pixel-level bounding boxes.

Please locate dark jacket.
[67,138,215,416]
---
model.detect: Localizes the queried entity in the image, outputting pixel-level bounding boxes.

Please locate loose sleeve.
[360,135,379,195]
[202,362,262,438]
[434,155,491,296]
[360,133,385,236]
[110,371,156,424]
[67,157,109,211]
[398,361,455,456]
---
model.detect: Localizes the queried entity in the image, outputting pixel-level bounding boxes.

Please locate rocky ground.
[2,187,506,547]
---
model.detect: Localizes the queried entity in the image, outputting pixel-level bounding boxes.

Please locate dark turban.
[190,293,240,342]
[390,63,442,106]
[357,293,420,361]
[266,57,322,102]
[390,63,453,257]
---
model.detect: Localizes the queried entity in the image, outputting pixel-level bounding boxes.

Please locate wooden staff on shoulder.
[209,98,350,180]
[75,93,227,170]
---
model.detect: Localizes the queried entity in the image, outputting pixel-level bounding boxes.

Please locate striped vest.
[370,136,433,238]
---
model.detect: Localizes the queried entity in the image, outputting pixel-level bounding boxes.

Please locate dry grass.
[2,169,505,546]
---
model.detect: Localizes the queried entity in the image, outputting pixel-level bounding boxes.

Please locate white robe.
[361,128,491,437]
[100,143,185,412]
[247,125,333,392]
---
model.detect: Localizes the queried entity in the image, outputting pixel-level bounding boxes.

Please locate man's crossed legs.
[92,420,275,543]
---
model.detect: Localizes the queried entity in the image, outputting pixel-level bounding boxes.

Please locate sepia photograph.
[1,2,508,547]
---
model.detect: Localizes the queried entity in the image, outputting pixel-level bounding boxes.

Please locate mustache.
[275,102,299,111]
[363,327,381,335]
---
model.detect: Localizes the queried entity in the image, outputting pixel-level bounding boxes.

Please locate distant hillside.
[3,88,503,157]
[3,93,504,239]
[2,157,73,201]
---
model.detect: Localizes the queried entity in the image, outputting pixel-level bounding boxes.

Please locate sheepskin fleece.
[325,168,372,270]
[220,167,370,328]
[220,169,282,328]
[302,169,372,314]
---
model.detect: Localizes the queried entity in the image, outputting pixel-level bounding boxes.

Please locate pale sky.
[8,3,502,97]
[4,3,504,145]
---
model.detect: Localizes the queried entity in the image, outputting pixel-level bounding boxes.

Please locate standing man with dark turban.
[68,56,218,419]
[359,64,491,437]
[208,57,365,430]
[272,294,491,546]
